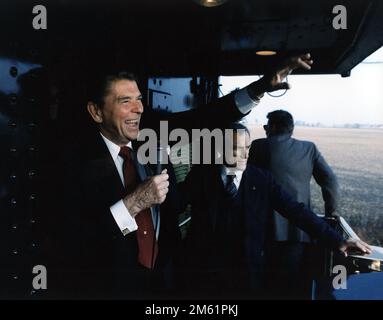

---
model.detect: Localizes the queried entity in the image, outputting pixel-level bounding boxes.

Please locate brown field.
[249,126,383,246]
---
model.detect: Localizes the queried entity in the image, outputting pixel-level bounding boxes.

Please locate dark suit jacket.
[249,133,339,242]
[40,92,245,299]
[42,134,182,299]
[180,164,343,296]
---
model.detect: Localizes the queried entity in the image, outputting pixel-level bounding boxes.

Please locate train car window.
[219,47,383,246]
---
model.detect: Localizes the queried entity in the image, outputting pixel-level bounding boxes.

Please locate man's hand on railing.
[339,239,372,257]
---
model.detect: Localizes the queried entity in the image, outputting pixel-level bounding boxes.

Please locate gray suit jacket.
[249,133,339,242]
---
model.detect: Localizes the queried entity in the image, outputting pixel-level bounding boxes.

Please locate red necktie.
[119,146,158,269]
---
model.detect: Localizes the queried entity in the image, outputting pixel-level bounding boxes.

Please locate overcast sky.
[220,47,383,126]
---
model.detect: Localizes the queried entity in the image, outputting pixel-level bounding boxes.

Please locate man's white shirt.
[101,133,139,236]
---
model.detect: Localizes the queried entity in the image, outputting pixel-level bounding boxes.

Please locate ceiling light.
[256,50,277,56]
[194,0,229,8]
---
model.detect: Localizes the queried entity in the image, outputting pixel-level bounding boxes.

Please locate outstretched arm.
[144,53,314,132]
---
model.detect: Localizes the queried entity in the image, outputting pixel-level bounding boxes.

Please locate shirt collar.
[100,133,132,161]
[224,166,243,180]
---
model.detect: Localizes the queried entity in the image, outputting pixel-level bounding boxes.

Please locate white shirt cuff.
[234,87,261,114]
[110,200,138,236]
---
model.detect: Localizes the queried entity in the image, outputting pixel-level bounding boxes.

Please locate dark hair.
[227,122,250,137]
[266,110,294,134]
[87,71,138,107]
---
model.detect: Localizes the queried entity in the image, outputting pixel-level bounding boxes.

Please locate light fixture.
[194,0,229,8]
[256,50,277,56]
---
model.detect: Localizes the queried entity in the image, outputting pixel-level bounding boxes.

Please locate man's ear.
[87,101,103,124]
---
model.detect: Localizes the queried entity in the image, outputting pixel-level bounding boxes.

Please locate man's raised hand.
[263,53,313,92]
[248,53,314,98]
[123,169,169,217]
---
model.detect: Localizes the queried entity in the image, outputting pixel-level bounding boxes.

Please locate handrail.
[338,216,361,240]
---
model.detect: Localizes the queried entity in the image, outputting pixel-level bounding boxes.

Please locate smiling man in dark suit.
[42,54,320,299]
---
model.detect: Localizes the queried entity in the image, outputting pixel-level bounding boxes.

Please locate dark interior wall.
[0,58,48,298]
[0,0,382,298]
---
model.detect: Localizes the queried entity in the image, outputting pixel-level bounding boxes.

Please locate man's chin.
[237,163,247,171]
[124,131,139,142]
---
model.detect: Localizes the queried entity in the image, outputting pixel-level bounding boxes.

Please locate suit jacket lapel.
[84,134,126,204]
[241,170,257,220]
[87,135,160,238]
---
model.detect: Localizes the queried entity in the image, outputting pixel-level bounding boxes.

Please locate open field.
[249,126,383,246]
